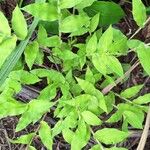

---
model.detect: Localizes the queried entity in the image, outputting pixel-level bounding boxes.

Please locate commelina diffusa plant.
[0,0,150,149]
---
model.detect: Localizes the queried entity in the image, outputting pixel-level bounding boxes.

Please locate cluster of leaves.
[0,0,150,150]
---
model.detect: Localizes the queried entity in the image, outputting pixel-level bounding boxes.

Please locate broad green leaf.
[62,129,74,144]
[31,69,65,83]
[0,14,40,87]
[0,97,27,119]
[39,121,52,150]
[76,0,96,9]
[127,39,142,49]
[29,146,36,150]
[9,70,40,84]
[92,53,107,75]
[85,67,95,84]
[90,145,101,150]
[98,26,113,52]
[22,3,58,21]
[94,128,129,144]
[133,93,150,104]
[76,77,96,94]
[0,11,11,35]
[16,100,53,132]
[81,111,102,125]
[137,44,150,75]
[24,41,39,70]
[12,5,27,40]
[84,1,124,26]
[0,35,17,69]
[10,133,35,144]
[41,36,60,47]
[71,120,90,150]
[132,0,146,27]
[107,111,122,123]
[120,84,143,99]
[123,111,143,129]
[37,25,47,45]
[86,33,97,56]
[90,13,100,33]
[60,14,90,33]
[60,0,83,9]
[38,83,57,100]
[76,78,107,112]
[106,55,124,76]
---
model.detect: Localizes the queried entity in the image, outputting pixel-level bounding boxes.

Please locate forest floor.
[0,0,150,150]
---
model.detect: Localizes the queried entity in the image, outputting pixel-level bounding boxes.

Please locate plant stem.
[90,128,105,150]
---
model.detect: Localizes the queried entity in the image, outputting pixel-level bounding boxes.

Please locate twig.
[102,61,140,95]
[136,105,150,150]
[129,17,150,40]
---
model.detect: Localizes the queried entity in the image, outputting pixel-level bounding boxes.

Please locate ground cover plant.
[0,0,150,149]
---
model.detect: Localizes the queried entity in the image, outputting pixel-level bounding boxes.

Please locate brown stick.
[102,61,140,95]
[136,106,150,150]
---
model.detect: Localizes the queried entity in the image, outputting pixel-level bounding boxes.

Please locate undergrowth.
[0,0,150,150]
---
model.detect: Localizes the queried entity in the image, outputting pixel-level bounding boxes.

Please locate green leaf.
[31,69,65,83]
[85,67,95,84]
[137,44,150,75]
[22,3,58,21]
[120,84,143,99]
[12,5,28,40]
[0,35,17,69]
[81,111,102,125]
[16,100,53,132]
[133,93,150,104]
[71,120,90,150]
[76,0,96,9]
[37,25,47,45]
[0,14,39,87]
[9,70,40,84]
[24,41,39,70]
[84,1,124,26]
[29,146,37,150]
[98,25,113,52]
[10,133,35,144]
[41,36,60,47]
[39,121,52,150]
[38,83,57,100]
[86,33,97,56]
[123,111,143,129]
[0,11,11,35]
[60,0,83,9]
[132,0,146,27]
[92,53,107,75]
[94,128,129,144]
[76,78,107,112]
[90,13,99,33]
[90,145,101,150]
[0,97,27,119]
[60,14,90,33]
[106,55,124,76]
[62,129,74,144]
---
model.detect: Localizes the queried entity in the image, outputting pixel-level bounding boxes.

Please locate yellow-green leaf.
[39,121,53,150]
[12,5,28,40]
[132,0,146,27]
[120,84,143,99]
[22,3,58,21]
[24,41,39,70]
[0,11,11,35]
[94,128,129,144]
[82,111,102,125]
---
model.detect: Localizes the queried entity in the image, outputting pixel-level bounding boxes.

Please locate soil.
[0,0,150,150]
